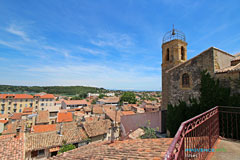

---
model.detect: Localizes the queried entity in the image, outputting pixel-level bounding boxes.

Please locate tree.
[120,92,137,104]
[58,144,76,154]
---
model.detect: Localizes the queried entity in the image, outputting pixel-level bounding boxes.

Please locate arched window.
[181,46,185,60]
[166,48,170,61]
[182,73,190,88]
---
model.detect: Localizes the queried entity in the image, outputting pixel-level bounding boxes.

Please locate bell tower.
[161,26,187,110]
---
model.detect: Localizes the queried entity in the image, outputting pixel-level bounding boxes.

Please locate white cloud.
[90,32,134,49]
[77,46,107,56]
[6,25,30,41]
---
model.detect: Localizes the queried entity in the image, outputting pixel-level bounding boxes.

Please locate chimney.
[15,127,21,138]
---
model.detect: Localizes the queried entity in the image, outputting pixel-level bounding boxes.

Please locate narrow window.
[182,73,190,88]
[166,48,170,61]
[181,46,185,60]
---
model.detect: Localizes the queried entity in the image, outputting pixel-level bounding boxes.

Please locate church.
[161,28,240,110]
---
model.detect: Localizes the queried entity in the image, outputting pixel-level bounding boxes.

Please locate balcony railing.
[164,106,240,160]
[164,106,219,160]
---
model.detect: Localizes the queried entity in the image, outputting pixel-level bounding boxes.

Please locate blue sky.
[0,0,239,91]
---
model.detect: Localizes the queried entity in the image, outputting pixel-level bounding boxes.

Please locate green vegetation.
[58,144,76,154]
[167,70,240,137]
[0,85,106,96]
[71,93,88,100]
[120,92,137,104]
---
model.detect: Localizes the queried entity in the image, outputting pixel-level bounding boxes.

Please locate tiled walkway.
[211,139,240,160]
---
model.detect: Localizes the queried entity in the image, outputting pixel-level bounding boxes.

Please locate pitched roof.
[83,119,111,137]
[0,113,9,119]
[2,120,25,135]
[63,99,88,105]
[98,97,120,103]
[83,106,92,112]
[145,105,160,109]
[0,94,33,99]
[57,112,73,123]
[0,120,8,124]
[0,134,24,160]
[25,128,88,152]
[35,94,55,99]
[36,111,49,124]
[121,111,135,116]
[48,138,173,160]
[33,124,57,133]
[84,116,99,123]
[121,105,132,111]
[215,63,240,74]
[10,113,23,120]
[23,107,33,113]
[104,109,121,123]
[92,106,104,114]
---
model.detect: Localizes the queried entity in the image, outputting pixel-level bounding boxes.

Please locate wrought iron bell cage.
[162,28,186,44]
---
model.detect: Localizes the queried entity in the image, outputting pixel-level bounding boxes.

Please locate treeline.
[0,85,107,96]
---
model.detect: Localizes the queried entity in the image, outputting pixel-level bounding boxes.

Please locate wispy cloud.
[6,25,30,41]
[77,46,107,56]
[90,32,134,49]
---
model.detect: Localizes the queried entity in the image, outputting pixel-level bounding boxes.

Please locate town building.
[61,100,88,109]
[161,28,240,110]
[97,97,120,105]
[0,93,55,114]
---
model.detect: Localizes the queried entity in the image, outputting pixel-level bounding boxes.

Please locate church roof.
[215,63,240,74]
[166,47,234,73]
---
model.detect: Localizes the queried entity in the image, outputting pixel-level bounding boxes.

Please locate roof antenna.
[172,24,175,35]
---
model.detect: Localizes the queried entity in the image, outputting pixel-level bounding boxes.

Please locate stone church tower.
[161,27,187,110]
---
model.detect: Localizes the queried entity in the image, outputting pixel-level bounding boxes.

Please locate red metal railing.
[164,106,219,160]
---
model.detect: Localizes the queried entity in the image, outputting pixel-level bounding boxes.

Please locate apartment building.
[0,94,55,114]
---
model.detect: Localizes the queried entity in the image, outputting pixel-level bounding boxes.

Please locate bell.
[172,29,175,35]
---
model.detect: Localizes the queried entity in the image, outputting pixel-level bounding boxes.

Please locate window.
[166,48,170,61]
[19,109,22,112]
[8,102,11,105]
[182,73,190,88]
[38,149,45,156]
[13,109,17,112]
[41,103,44,106]
[20,104,22,107]
[25,104,27,107]
[181,46,185,60]
[25,99,28,102]
[8,107,11,110]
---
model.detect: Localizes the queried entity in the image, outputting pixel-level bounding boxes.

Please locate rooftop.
[49,138,172,160]
[57,112,73,123]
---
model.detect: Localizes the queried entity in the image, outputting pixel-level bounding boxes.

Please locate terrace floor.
[210,139,240,160]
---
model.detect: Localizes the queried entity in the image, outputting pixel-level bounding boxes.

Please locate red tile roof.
[57,112,73,123]
[0,134,24,160]
[121,111,135,116]
[92,106,104,114]
[10,113,23,120]
[0,120,8,124]
[0,94,33,99]
[33,124,57,133]
[83,119,111,137]
[23,107,33,113]
[36,111,49,124]
[63,99,88,105]
[34,94,55,99]
[48,138,173,160]
[104,109,121,123]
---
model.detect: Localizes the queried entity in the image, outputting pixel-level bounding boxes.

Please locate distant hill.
[0,85,107,96]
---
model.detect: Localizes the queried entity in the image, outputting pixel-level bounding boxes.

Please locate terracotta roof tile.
[57,112,73,123]
[48,138,173,160]
[10,113,23,120]
[35,94,55,99]
[0,134,24,160]
[36,111,49,124]
[215,63,240,73]
[25,127,88,152]
[63,99,88,105]
[83,106,92,112]
[104,109,121,123]
[33,124,57,133]
[0,120,8,124]
[121,111,135,116]
[83,119,111,137]
[92,106,104,114]
[23,107,33,113]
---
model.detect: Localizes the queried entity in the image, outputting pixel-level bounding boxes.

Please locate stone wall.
[166,47,215,106]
